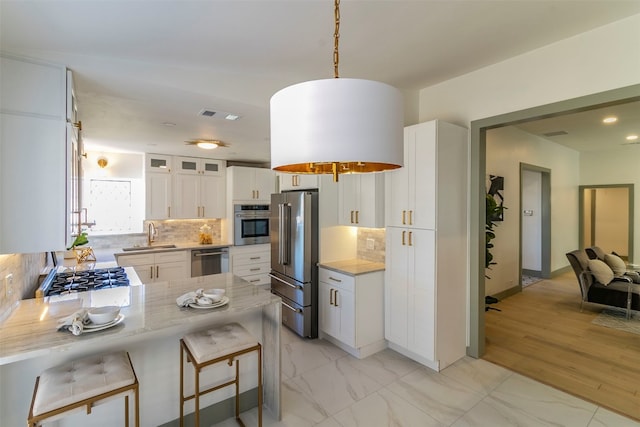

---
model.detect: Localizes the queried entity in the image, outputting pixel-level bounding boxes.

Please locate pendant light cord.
[333,0,340,78]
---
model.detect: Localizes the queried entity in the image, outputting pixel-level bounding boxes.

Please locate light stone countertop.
[318,259,386,276]
[0,273,279,366]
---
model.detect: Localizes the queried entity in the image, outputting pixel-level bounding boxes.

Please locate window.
[87,179,141,234]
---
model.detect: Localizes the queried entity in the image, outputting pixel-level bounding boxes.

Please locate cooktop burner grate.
[44,267,130,296]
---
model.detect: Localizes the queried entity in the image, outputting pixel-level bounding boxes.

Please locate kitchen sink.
[121,244,177,252]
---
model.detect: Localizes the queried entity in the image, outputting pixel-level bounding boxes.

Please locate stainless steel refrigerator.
[270,190,319,338]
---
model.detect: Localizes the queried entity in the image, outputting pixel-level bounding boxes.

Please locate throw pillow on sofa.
[604,253,627,276]
[587,259,614,285]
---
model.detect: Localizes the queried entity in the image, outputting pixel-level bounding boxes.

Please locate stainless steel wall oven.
[234,204,270,246]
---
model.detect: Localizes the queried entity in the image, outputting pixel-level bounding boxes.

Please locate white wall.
[418,14,640,125]
[485,127,579,295]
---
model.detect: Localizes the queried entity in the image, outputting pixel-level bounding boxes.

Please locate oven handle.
[269,273,302,290]
[280,300,302,313]
[193,251,227,257]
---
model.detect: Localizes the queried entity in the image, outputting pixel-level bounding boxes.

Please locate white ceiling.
[1,1,639,163]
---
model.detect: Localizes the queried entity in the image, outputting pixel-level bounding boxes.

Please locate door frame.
[520,163,551,279]
[578,183,634,260]
[467,84,640,358]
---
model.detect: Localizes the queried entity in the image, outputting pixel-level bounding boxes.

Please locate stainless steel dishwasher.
[191,247,229,277]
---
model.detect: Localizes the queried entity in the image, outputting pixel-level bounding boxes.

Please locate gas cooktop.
[41,267,130,297]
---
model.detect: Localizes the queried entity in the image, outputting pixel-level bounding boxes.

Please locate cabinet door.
[356,174,384,228]
[319,281,338,337]
[200,175,225,218]
[175,157,200,175]
[338,175,359,225]
[384,227,410,347]
[230,167,255,201]
[335,287,355,347]
[279,173,318,191]
[146,154,172,173]
[173,173,200,218]
[385,128,411,228]
[157,262,188,281]
[131,264,154,284]
[410,122,436,230]
[407,228,436,360]
[253,168,275,202]
[146,172,172,219]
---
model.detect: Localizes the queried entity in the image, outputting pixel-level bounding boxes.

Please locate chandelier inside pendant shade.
[269,0,404,182]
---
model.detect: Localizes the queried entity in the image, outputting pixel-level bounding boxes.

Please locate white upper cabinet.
[227,166,275,203]
[0,54,68,254]
[175,157,223,176]
[173,157,226,219]
[338,173,385,228]
[146,154,172,173]
[145,155,226,220]
[146,172,172,219]
[386,123,437,229]
[278,173,319,192]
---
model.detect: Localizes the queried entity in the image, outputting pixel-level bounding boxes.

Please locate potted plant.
[64,232,90,260]
[485,193,506,276]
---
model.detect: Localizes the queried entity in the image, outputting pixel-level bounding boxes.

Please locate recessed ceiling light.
[626,135,639,141]
[225,114,240,121]
[603,116,618,124]
[162,121,176,127]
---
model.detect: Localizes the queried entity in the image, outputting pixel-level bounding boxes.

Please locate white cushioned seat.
[182,323,258,364]
[32,351,136,416]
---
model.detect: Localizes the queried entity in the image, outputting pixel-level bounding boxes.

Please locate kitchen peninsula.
[0,273,281,427]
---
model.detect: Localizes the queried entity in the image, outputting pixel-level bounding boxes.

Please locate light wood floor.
[483,271,640,421]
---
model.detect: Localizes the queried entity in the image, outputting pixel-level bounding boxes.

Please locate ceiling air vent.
[199,109,217,117]
[542,130,568,137]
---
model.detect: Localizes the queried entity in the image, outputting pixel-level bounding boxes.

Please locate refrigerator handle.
[278,203,291,265]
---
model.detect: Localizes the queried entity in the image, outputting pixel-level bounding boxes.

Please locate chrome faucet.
[148,222,157,246]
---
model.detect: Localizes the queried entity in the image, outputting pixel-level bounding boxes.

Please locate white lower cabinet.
[117,250,188,283]
[318,268,384,358]
[230,244,271,285]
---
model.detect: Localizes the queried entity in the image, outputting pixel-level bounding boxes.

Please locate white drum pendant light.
[270,0,403,182]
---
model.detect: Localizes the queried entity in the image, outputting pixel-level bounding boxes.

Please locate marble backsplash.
[87,219,223,248]
[0,252,46,318]
[356,228,385,264]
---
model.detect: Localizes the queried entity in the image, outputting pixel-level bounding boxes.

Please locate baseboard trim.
[522,269,542,277]
[552,265,572,277]
[490,284,521,301]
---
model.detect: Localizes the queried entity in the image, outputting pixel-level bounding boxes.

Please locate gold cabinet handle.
[409,210,413,225]
[156,265,159,277]
[330,288,335,305]
[402,210,406,225]
[408,231,413,246]
[256,190,259,199]
[350,210,354,224]
[402,230,406,245]
[168,206,171,218]
[150,266,153,279]
[334,289,339,307]
[355,211,359,224]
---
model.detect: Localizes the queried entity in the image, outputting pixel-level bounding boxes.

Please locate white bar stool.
[27,351,139,427]
[180,323,262,427]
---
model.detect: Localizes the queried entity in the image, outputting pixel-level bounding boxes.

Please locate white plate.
[188,296,229,310]
[83,314,125,332]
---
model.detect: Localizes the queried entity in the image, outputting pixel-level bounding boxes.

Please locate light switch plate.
[4,273,14,298]
[366,238,375,250]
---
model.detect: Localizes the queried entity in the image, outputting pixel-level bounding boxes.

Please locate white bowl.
[87,306,120,325]
[202,289,226,303]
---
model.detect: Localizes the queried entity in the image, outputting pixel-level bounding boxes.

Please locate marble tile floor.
[216,327,640,427]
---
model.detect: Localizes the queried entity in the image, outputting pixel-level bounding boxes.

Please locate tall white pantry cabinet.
[384,120,468,372]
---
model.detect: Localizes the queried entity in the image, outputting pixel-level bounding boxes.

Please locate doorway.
[579,184,633,260]
[520,164,551,283]
[468,84,640,358]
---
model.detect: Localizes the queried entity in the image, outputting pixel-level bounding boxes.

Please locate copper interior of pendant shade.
[273,161,401,182]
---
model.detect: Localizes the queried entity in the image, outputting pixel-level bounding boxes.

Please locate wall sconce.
[97,157,108,169]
